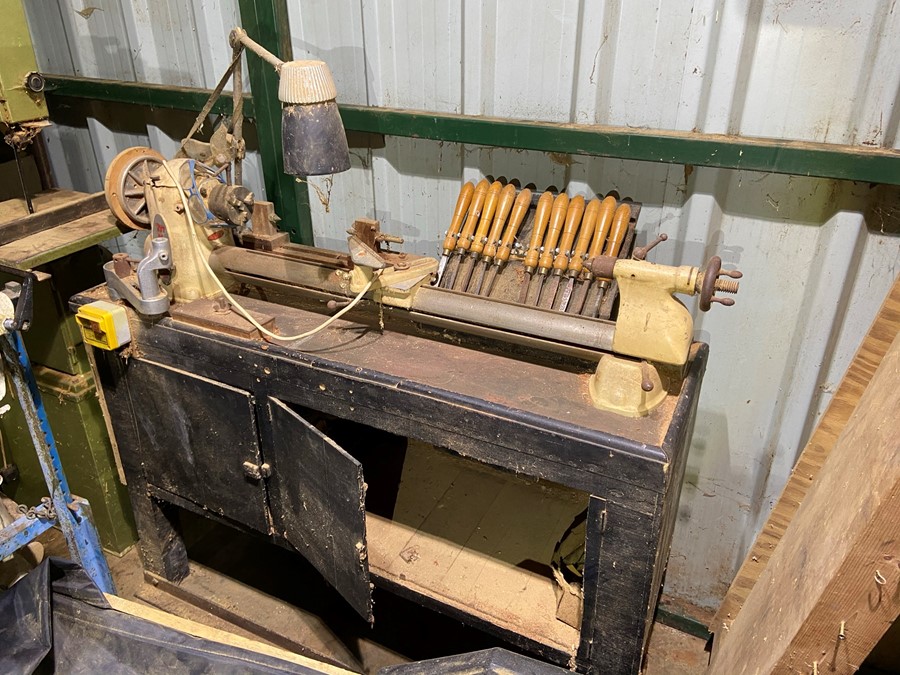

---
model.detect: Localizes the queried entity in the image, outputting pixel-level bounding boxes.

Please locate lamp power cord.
[162,162,376,343]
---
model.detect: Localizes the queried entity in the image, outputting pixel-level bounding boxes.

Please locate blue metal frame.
[0,331,114,593]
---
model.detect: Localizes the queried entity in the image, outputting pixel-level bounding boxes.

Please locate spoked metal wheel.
[104,147,165,229]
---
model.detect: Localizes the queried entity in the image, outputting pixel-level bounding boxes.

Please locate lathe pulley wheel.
[104,147,166,230]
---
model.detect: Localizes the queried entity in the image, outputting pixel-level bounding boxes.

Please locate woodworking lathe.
[78,30,744,421]
[92,146,740,417]
[69,28,744,674]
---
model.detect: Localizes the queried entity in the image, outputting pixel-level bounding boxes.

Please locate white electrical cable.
[162,162,377,343]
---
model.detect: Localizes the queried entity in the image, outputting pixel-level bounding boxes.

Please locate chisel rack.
[437,179,639,321]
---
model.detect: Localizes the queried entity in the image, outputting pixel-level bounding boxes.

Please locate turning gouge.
[468,183,517,294]
[540,195,584,309]
[555,196,600,311]
[481,187,532,297]
[443,179,489,289]
[527,192,569,306]
[435,181,475,285]
[516,191,554,304]
[454,180,503,291]
[567,195,617,314]
[584,202,631,318]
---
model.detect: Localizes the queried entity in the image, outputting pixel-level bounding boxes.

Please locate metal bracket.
[242,461,271,481]
[0,264,36,331]
[348,234,388,269]
[104,236,173,316]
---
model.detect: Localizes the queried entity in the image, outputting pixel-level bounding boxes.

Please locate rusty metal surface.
[411,286,616,352]
[170,297,276,338]
[215,244,619,356]
[263,244,351,269]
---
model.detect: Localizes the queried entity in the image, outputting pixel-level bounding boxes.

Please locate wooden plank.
[143,562,363,671]
[104,592,353,674]
[0,189,86,221]
[0,211,120,268]
[712,275,900,632]
[0,190,107,245]
[365,440,586,654]
[708,334,900,674]
[0,188,118,268]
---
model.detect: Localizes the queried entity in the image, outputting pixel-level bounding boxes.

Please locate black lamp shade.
[282,101,351,176]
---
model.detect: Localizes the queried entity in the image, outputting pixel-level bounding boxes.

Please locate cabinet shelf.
[366,441,587,656]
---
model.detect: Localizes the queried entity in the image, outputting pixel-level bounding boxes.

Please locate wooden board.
[143,561,363,670]
[366,440,586,655]
[712,275,900,632]
[0,188,120,268]
[0,189,86,221]
[104,592,353,674]
[708,333,900,674]
[0,211,120,268]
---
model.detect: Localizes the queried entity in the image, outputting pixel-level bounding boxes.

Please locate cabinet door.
[264,398,373,622]
[126,359,269,533]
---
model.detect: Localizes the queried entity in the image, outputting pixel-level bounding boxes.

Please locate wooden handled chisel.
[555,196,600,311]
[527,193,569,306]
[540,195,585,309]
[435,181,475,285]
[468,184,517,295]
[516,191,554,304]
[584,202,631,318]
[567,195,617,314]
[454,180,503,291]
[443,179,489,289]
[481,187,532,297]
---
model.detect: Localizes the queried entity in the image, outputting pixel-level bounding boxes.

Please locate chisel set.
[435,179,639,321]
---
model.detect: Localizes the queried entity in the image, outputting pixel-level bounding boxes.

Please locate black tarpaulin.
[0,557,326,674]
[378,647,568,674]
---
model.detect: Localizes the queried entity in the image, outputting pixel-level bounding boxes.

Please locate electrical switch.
[76,301,131,350]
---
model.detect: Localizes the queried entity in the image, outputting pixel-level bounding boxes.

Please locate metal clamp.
[17,496,57,521]
[0,264,36,332]
[242,461,271,481]
[104,236,173,316]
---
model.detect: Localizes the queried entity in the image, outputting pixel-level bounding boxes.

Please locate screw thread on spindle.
[715,278,740,294]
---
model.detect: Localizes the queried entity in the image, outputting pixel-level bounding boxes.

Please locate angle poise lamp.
[229,27,351,178]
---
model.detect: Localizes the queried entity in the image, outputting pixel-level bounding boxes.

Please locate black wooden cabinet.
[79,289,706,675]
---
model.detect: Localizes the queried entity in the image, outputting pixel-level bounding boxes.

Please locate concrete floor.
[644,624,708,674]
[34,527,709,673]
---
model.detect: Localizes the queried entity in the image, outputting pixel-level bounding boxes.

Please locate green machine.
[0,202,137,555]
[0,0,135,552]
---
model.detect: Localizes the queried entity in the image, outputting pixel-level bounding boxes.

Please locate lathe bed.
[75,285,706,674]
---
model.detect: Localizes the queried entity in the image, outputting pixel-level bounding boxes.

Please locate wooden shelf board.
[365,440,586,655]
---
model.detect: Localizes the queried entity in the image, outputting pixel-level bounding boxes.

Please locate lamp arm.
[229,28,284,71]
[179,46,244,161]
[231,40,244,184]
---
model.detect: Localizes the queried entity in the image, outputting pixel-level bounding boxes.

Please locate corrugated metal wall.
[293,0,900,612]
[22,0,268,255]
[27,0,900,614]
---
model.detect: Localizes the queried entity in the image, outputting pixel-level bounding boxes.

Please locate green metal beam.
[337,106,900,186]
[43,75,900,186]
[44,76,254,117]
[237,0,313,245]
[655,605,712,641]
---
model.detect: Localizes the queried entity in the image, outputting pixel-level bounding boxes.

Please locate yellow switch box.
[76,301,131,350]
